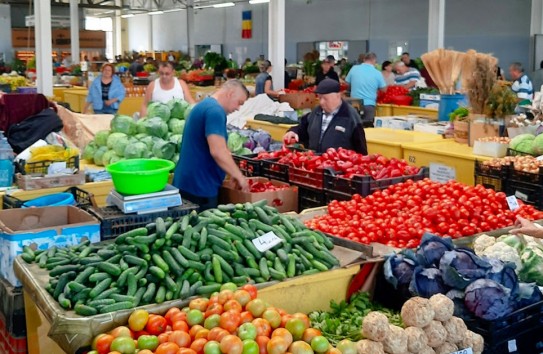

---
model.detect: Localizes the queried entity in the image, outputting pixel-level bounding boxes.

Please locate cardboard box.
[0,206,100,286]
[414,122,448,135]
[469,118,504,147]
[15,171,85,190]
[278,92,318,110]
[219,177,298,213]
[419,93,440,108]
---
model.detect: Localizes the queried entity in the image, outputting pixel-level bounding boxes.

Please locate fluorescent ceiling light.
[195,5,214,9]
[120,14,134,18]
[249,0,269,4]
[213,2,235,8]
[148,10,164,15]
[164,8,184,12]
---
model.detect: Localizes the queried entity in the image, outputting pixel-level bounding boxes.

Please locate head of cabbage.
[111,115,137,135]
[93,146,109,166]
[144,117,169,138]
[107,132,128,150]
[168,119,186,135]
[168,98,190,119]
[510,133,536,155]
[147,102,171,122]
[124,142,148,159]
[95,130,111,147]
[82,141,97,161]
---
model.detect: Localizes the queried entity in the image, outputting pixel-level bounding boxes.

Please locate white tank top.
[151,78,185,102]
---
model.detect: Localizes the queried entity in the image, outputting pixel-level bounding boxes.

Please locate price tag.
[514,190,528,202]
[429,163,456,183]
[508,339,517,352]
[450,348,473,354]
[506,195,520,211]
[252,232,284,252]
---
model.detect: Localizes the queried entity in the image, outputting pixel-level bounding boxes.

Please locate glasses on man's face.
[159,71,172,76]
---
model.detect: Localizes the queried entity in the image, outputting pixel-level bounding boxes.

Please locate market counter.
[375,104,438,119]
[402,140,492,185]
[365,128,444,159]
[245,119,297,141]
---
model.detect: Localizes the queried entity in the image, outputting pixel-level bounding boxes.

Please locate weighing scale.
[106,184,182,214]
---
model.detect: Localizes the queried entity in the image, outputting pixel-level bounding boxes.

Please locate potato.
[423,320,447,348]
[361,311,390,342]
[429,294,454,322]
[382,325,408,354]
[405,326,429,353]
[401,297,435,328]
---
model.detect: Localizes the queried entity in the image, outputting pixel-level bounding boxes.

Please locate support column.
[35,0,53,97]
[187,0,195,59]
[268,0,285,89]
[427,0,445,52]
[147,14,153,56]
[114,11,122,57]
[70,0,80,63]
[530,0,543,71]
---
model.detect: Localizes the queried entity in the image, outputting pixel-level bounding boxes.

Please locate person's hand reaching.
[233,174,249,193]
[283,131,299,145]
[510,216,543,239]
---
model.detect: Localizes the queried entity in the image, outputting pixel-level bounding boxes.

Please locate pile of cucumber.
[21,201,340,316]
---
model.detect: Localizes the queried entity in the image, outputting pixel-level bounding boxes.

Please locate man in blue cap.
[283,78,367,154]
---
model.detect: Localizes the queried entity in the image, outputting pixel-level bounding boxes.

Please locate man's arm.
[352,124,368,155]
[140,81,155,117]
[207,134,248,192]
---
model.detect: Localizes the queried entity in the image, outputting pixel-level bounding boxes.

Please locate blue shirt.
[86,74,125,112]
[345,63,386,106]
[173,97,227,197]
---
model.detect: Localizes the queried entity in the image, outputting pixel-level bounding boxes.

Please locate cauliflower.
[481,242,522,271]
[361,311,390,342]
[382,325,408,354]
[473,234,496,255]
[429,294,454,322]
[356,339,385,354]
[401,297,435,328]
[434,342,458,354]
[423,320,448,347]
[405,326,428,353]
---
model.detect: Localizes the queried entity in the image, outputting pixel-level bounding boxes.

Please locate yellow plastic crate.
[63,89,88,113]
[258,265,360,314]
[245,119,297,142]
[391,105,438,119]
[117,96,144,116]
[375,104,393,117]
[402,140,491,185]
[365,128,445,159]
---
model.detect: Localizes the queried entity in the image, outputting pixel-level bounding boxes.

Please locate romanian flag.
[242,10,252,39]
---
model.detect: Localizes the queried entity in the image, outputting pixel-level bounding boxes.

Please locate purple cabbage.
[484,257,519,295]
[464,278,514,320]
[446,289,474,320]
[439,249,492,290]
[515,282,543,309]
[384,252,417,290]
[253,130,271,151]
[244,137,256,151]
[416,233,454,268]
[409,266,450,298]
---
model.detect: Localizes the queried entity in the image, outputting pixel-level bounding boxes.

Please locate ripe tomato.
[146,315,168,335]
[271,328,293,348]
[233,290,252,307]
[240,285,258,300]
[219,310,241,332]
[190,325,205,339]
[92,333,114,354]
[172,320,189,332]
[252,318,271,337]
[301,328,321,344]
[169,330,192,348]
[165,307,182,325]
[179,349,198,354]
[220,335,243,354]
[208,327,230,342]
[224,299,243,313]
[266,336,289,354]
[190,298,210,312]
[205,303,224,318]
[240,311,254,324]
[155,342,181,354]
[128,310,149,332]
[110,326,132,338]
[217,290,235,305]
[190,338,209,354]
[255,336,270,354]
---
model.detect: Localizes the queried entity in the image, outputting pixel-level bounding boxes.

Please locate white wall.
[0,4,12,62]
[126,0,533,71]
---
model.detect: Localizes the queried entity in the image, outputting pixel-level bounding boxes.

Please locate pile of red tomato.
[256,148,420,180]
[248,180,289,193]
[306,178,543,249]
[88,283,355,354]
[376,85,409,104]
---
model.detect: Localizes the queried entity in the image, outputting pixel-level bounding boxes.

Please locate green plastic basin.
[106,158,175,195]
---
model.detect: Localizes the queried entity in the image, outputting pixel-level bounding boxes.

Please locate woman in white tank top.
[140,61,196,117]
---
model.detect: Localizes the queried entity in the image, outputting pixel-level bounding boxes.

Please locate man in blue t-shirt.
[345,52,386,122]
[173,80,249,210]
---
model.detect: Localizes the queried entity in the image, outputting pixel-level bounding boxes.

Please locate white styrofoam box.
[414,122,448,135]
[472,140,508,158]
[419,93,440,108]
[374,116,428,130]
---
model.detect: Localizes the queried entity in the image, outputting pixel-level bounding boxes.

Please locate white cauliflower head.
[481,242,522,271]
[474,234,496,255]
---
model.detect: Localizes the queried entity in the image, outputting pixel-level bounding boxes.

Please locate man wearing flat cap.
[315,55,340,85]
[283,78,367,154]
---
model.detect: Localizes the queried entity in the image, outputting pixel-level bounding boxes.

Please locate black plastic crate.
[510,167,543,185]
[2,186,94,210]
[507,148,537,157]
[474,160,509,191]
[298,185,327,212]
[0,277,25,337]
[505,179,543,210]
[232,153,261,177]
[289,167,324,189]
[89,200,199,240]
[475,174,506,192]
[323,167,428,198]
[15,155,79,175]
[260,158,289,182]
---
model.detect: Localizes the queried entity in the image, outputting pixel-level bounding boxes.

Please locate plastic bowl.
[22,193,76,208]
[391,95,413,106]
[106,159,175,195]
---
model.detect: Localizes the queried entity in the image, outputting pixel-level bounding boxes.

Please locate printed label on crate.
[514,190,529,202]
[508,339,517,352]
[252,232,284,252]
[506,195,520,211]
[429,163,456,183]
[450,349,473,354]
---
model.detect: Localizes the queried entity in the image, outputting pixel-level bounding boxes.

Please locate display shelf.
[365,128,444,159]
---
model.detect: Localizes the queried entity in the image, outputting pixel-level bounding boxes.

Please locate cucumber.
[100,301,134,314]
[155,217,166,237]
[115,227,148,244]
[189,280,203,296]
[94,287,120,301]
[196,283,221,295]
[179,214,190,233]
[117,267,138,288]
[58,293,71,309]
[50,264,80,277]
[123,255,147,267]
[187,260,205,272]
[182,225,194,249]
[149,266,166,279]
[165,221,179,240]
[269,268,286,281]
[89,278,112,299]
[155,285,166,303]
[243,239,262,259]
[207,234,231,250]
[126,272,137,297]
[162,250,183,276]
[110,294,136,303]
[164,275,179,293]
[133,287,146,307]
[74,304,98,316]
[211,255,223,283]
[198,227,208,251]
[178,245,200,261]
[53,272,75,300]
[259,257,270,281]
[97,262,122,277]
[142,283,157,304]
[170,248,189,268]
[134,234,157,245]
[87,298,115,307]
[152,254,170,273]
[67,281,87,293]
[180,280,190,299]
[254,206,272,225]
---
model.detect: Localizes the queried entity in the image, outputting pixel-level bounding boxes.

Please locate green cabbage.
[168,119,186,135]
[111,115,137,135]
[510,133,535,154]
[134,133,147,140]
[144,117,169,138]
[172,153,179,165]
[106,132,127,149]
[95,130,110,147]
[152,139,176,160]
[136,118,148,134]
[109,155,122,164]
[124,141,148,159]
[532,134,543,155]
[169,134,183,150]
[168,98,189,119]
[112,135,130,157]
[147,102,171,122]
[93,146,109,166]
[82,141,97,161]
[227,132,248,154]
[102,150,119,166]
[139,136,155,150]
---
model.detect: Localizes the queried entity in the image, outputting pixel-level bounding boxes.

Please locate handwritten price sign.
[252,232,284,252]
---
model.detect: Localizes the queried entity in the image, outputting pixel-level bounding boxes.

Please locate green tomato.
[311,336,330,353]
[237,322,257,341]
[220,282,238,292]
[242,339,259,354]
[187,309,204,326]
[204,340,222,354]
[137,335,159,351]
[110,336,136,354]
[204,314,221,330]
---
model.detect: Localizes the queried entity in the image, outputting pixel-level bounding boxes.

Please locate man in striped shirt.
[509,62,533,101]
[394,61,422,90]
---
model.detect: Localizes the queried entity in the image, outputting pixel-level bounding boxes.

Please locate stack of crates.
[0,277,26,354]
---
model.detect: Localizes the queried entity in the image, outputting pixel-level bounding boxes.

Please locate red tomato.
[146,315,168,335]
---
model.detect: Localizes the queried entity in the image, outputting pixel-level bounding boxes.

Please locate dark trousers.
[180,190,218,211]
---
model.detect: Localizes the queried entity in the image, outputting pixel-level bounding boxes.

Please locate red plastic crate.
[0,313,26,354]
[289,166,324,189]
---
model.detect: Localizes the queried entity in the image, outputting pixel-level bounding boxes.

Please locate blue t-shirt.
[345,63,386,106]
[173,97,227,198]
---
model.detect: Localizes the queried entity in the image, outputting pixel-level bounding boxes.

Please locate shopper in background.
[283,78,367,154]
[241,58,252,70]
[167,51,175,62]
[357,53,366,64]
[394,61,422,90]
[381,60,396,86]
[254,60,283,99]
[129,55,144,76]
[532,60,543,93]
[83,63,125,114]
[401,52,418,69]
[509,62,534,101]
[315,56,339,85]
[511,216,543,238]
[140,61,196,117]
[173,79,250,211]
[284,58,292,89]
[345,53,386,123]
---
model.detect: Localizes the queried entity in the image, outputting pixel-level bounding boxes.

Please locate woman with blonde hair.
[84,63,126,114]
